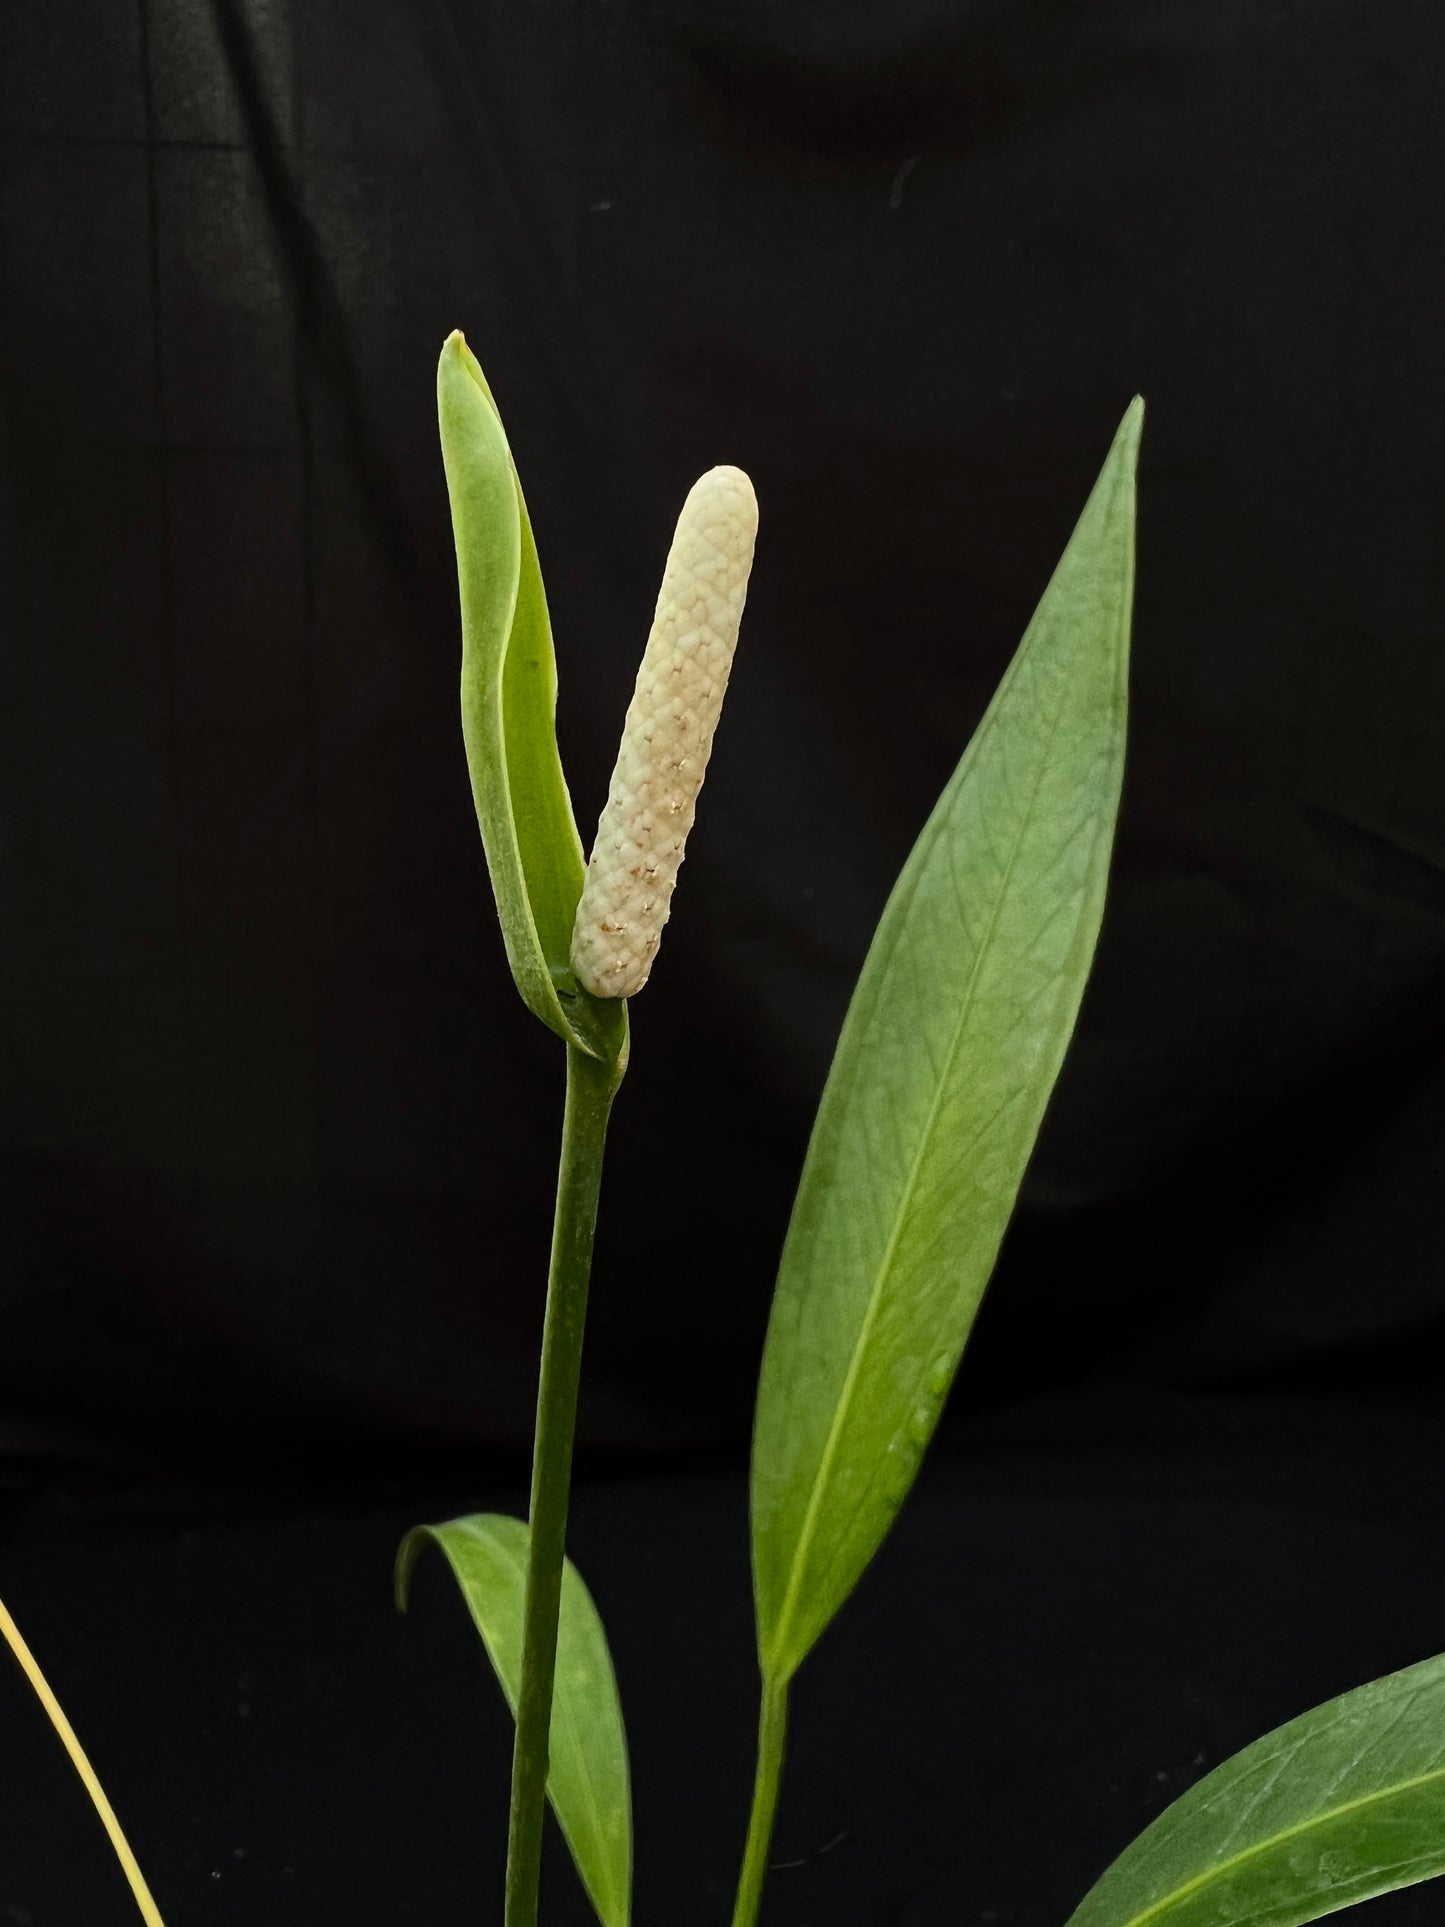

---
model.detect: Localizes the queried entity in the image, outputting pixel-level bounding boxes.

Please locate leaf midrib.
[1106,1753,1445,1927]
[768,658,1073,1673]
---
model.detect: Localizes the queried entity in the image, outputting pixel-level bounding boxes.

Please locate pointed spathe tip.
[437,328,469,385]
[438,329,498,415]
[439,328,473,379]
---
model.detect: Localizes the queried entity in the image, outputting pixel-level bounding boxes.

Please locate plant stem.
[0,1592,169,1927]
[732,1675,790,1927]
[505,1040,622,1927]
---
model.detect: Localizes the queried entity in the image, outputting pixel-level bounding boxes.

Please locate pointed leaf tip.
[394,1528,423,1613]
[1117,394,1145,455]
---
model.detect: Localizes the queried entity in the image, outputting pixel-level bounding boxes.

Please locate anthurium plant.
[6,337,1445,1927]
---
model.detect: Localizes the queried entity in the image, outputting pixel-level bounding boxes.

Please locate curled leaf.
[397,1512,632,1927]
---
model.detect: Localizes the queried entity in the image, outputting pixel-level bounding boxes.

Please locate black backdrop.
[3,1,1445,1922]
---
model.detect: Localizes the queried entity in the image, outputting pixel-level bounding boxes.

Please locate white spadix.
[571,464,758,999]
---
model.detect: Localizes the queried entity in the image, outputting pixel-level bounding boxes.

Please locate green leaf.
[396,1512,632,1927]
[438,331,627,1068]
[750,399,1142,1682]
[1066,1648,1445,1927]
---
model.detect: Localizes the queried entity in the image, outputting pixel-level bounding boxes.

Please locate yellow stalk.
[0,1592,169,1927]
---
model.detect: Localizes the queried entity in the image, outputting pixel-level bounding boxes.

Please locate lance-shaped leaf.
[751,400,1142,1682]
[397,1513,631,1927]
[1066,1648,1445,1927]
[438,331,627,1067]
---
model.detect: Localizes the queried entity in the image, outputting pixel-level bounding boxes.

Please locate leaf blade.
[439,331,626,1065]
[397,1513,632,1927]
[1066,1649,1445,1927]
[751,400,1142,1680]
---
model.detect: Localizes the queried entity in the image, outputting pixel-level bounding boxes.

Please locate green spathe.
[438,332,626,1069]
[750,399,1142,1683]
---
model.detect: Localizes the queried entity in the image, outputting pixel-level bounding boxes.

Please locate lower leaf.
[397,1513,631,1927]
[1066,1647,1445,1927]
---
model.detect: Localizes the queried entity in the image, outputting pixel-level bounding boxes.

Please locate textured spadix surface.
[571,465,757,998]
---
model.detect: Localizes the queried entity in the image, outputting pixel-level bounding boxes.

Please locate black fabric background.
[2,1,1445,1921]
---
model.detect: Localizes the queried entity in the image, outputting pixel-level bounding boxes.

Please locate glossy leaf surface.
[439,331,626,1066]
[1066,1648,1445,1927]
[397,1512,631,1927]
[751,400,1142,1680]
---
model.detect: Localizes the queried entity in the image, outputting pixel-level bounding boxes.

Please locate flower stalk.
[506,1042,623,1927]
